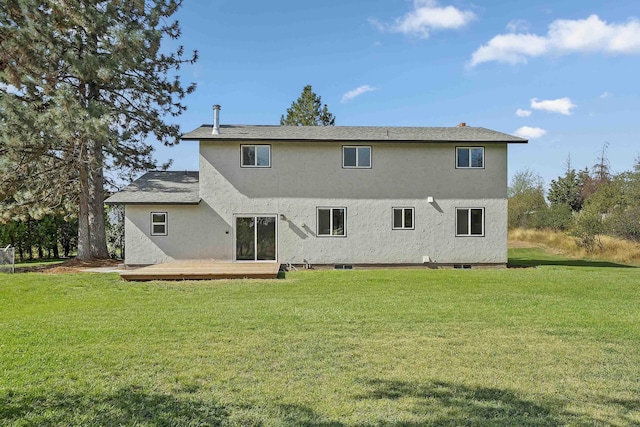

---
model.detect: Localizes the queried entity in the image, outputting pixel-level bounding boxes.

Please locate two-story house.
[106,107,527,267]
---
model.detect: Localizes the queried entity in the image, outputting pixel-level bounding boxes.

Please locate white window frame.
[241,144,271,168]
[342,146,372,169]
[150,212,168,236]
[455,208,485,237]
[392,207,415,230]
[317,207,347,237]
[456,147,485,169]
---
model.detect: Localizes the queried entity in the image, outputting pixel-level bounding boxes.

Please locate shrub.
[571,207,605,252]
[536,204,573,231]
[606,205,640,242]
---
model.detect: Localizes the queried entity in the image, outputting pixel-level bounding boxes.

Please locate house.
[106,107,527,267]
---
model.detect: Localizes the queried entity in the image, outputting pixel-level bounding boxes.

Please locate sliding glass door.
[235,216,277,261]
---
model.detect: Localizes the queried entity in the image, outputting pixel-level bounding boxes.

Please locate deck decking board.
[120,261,280,281]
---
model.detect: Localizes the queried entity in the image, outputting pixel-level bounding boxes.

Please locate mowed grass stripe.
[1,259,639,425]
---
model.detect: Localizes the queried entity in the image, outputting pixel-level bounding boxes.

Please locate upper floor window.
[241,145,271,167]
[456,147,484,169]
[343,146,371,168]
[151,212,168,236]
[456,208,484,236]
[317,207,346,237]
[392,207,414,230]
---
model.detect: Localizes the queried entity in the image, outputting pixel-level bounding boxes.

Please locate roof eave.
[104,199,202,206]
[181,125,528,144]
[182,136,528,144]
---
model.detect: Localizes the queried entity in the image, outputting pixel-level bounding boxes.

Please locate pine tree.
[548,155,584,212]
[280,85,335,126]
[0,0,196,260]
[592,142,612,184]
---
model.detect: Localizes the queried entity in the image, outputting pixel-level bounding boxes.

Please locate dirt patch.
[25,258,122,274]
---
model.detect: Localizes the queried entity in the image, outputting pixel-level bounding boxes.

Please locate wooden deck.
[120,260,280,281]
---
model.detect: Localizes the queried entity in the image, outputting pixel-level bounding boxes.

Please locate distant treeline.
[0,215,77,260]
[0,206,124,261]
[509,146,640,252]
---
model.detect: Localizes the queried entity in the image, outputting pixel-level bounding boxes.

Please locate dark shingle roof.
[182,124,527,143]
[105,171,200,205]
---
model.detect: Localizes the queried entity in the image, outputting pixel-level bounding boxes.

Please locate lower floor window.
[393,207,414,229]
[317,207,346,236]
[151,212,167,236]
[456,208,484,236]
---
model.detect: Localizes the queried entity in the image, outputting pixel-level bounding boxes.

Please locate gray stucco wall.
[124,141,508,265]
[124,204,227,265]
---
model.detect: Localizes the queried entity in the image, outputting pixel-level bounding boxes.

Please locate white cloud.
[530,97,576,115]
[506,19,529,33]
[371,0,476,39]
[470,33,548,66]
[470,14,640,66]
[515,108,532,117]
[341,85,377,103]
[514,126,547,139]
[599,91,612,98]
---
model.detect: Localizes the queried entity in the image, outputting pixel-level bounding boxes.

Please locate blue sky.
[156,0,640,187]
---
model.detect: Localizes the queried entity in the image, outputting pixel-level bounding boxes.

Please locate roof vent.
[458,122,466,127]
[212,104,221,135]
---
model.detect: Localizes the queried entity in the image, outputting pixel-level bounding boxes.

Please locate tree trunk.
[27,220,34,260]
[77,158,91,261]
[120,228,125,260]
[86,75,109,260]
[88,140,110,259]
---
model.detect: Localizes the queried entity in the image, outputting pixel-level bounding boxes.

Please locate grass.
[1,258,640,425]
[509,227,640,266]
[508,247,634,268]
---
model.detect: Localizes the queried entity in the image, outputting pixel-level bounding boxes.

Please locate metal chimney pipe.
[212,104,221,135]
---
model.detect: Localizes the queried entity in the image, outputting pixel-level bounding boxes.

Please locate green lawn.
[1,253,639,426]
[508,247,635,268]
